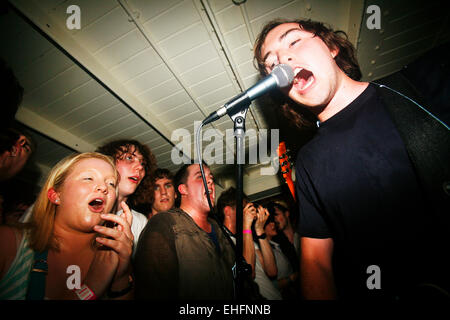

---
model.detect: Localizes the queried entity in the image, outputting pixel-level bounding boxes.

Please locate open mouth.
[205,189,214,200]
[88,198,104,212]
[293,67,314,92]
[128,176,139,184]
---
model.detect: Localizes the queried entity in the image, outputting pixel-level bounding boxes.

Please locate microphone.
[202,64,294,125]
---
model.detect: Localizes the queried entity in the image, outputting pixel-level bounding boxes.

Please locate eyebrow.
[194,171,204,177]
[263,27,303,63]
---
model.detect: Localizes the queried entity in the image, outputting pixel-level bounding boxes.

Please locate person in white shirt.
[96,140,156,253]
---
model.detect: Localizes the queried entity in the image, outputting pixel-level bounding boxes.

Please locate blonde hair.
[28,152,118,252]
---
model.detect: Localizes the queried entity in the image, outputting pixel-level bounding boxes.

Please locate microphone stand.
[200,100,256,300]
[229,105,250,300]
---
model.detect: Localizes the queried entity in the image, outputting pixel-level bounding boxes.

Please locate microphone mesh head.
[272,64,294,88]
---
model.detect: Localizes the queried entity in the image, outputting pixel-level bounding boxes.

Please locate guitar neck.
[286,178,296,201]
[278,141,296,202]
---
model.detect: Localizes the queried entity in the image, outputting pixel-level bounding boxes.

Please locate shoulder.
[0,226,22,278]
[269,240,279,249]
[156,208,190,223]
[117,209,147,225]
[0,226,20,252]
[130,209,148,225]
[146,210,179,230]
[138,211,178,247]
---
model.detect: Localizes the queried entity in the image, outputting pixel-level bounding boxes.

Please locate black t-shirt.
[296,83,446,299]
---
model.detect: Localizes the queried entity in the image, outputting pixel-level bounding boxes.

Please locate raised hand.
[96,201,133,279]
[86,201,134,297]
[254,206,269,236]
[243,202,257,230]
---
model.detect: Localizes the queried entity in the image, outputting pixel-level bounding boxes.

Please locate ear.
[223,206,233,218]
[178,184,188,197]
[47,188,61,205]
[331,47,339,58]
[12,135,27,154]
[16,135,27,147]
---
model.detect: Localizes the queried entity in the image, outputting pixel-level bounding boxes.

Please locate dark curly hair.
[253,18,362,129]
[96,140,157,209]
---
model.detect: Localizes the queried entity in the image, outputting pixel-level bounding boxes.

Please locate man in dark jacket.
[134,163,235,299]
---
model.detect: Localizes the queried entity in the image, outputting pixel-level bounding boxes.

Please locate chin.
[163,204,173,212]
[156,206,169,213]
[81,212,103,229]
[203,203,213,212]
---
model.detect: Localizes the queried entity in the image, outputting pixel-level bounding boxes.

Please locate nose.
[160,186,167,195]
[278,49,294,65]
[96,183,108,193]
[134,160,143,171]
[207,177,214,189]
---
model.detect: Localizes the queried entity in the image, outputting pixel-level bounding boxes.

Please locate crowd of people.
[0,15,448,301]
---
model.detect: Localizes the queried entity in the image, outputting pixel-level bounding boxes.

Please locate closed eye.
[265,60,277,72]
[289,39,301,47]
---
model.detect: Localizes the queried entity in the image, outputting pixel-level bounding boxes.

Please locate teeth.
[294,67,303,77]
[129,177,138,181]
[302,76,314,90]
[90,198,103,206]
[293,67,303,84]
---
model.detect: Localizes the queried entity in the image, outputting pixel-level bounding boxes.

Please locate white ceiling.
[2,0,448,200]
